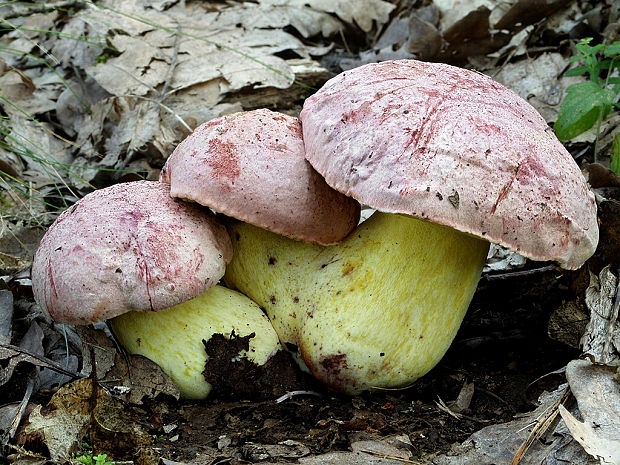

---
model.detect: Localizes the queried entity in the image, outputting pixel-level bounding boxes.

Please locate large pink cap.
[300,60,598,270]
[160,109,360,245]
[32,181,232,324]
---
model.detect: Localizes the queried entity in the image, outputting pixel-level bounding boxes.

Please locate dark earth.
[160,265,580,463]
[9,263,580,464]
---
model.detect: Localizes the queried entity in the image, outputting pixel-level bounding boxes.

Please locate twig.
[0,342,82,381]
[481,265,555,282]
[435,397,491,423]
[3,376,35,442]
[510,385,572,465]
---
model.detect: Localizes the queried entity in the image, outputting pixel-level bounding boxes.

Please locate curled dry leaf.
[559,406,620,465]
[563,359,620,465]
[581,266,620,363]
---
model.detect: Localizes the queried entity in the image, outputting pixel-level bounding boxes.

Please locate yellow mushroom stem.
[224,212,490,394]
[110,285,281,399]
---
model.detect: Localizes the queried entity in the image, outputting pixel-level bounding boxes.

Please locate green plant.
[612,133,620,175]
[75,453,114,465]
[554,38,620,164]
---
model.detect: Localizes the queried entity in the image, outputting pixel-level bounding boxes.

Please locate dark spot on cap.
[448,191,460,209]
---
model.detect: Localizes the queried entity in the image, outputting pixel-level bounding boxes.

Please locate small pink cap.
[300,60,598,269]
[32,181,232,324]
[160,109,360,245]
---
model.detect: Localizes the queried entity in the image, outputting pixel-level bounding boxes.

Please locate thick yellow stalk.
[225,212,489,394]
[111,285,281,399]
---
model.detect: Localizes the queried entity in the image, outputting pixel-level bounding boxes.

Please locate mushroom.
[31,180,282,399]
[222,60,599,394]
[159,108,360,245]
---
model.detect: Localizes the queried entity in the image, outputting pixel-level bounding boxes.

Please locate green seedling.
[554,38,620,166]
[75,453,114,465]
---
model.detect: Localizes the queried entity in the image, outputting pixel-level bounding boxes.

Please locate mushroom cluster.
[31,59,598,398]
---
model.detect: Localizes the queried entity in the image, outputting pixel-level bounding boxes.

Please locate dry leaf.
[564,359,620,464]
[49,16,105,69]
[433,0,502,31]
[293,436,414,465]
[0,68,58,116]
[20,379,93,462]
[432,387,595,464]
[494,53,581,124]
[0,225,45,275]
[20,377,153,461]
[0,344,79,387]
[78,326,179,404]
[559,405,620,465]
[0,290,13,345]
[267,0,395,33]
[484,243,527,272]
[581,267,620,364]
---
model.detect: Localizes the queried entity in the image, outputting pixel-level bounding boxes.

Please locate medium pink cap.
[300,60,598,269]
[32,181,232,324]
[160,109,360,245]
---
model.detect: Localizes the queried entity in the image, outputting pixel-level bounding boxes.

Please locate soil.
[137,266,578,464]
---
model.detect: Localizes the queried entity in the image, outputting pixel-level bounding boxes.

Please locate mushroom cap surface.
[32,181,232,324]
[300,59,598,269]
[160,109,360,245]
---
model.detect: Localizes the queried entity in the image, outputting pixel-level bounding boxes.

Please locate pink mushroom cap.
[32,181,232,324]
[300,60,599,270]
[160,109,360,245]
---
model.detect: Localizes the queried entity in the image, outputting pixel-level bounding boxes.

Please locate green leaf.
[77,456,94,465]
[575,37,594,54]
[93,454,111,465]
[611,133,620,176]
[554,81,616,140]
[604,42,620,56]
[565,65,588,76]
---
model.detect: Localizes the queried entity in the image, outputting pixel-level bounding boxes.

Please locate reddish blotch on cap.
[32,181,232,324]
[300,60,598,269]
[160,109,360,245]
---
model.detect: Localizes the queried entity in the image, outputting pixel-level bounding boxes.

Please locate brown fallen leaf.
[581,266,620,363]
[19,378,94,462]
[78,325,179,404]
[563,359,620,464]
[18,377,153,462]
